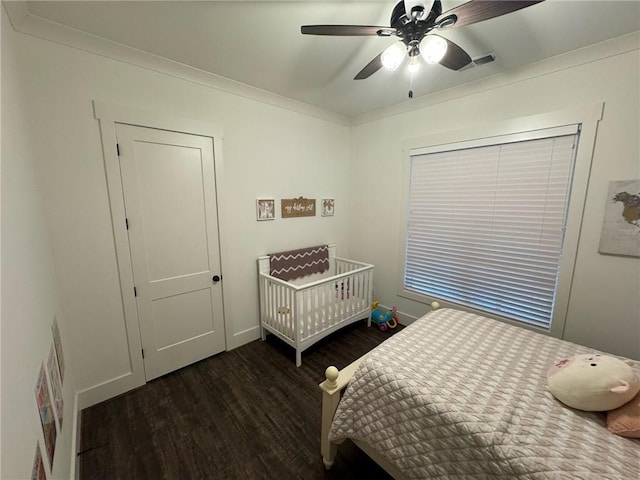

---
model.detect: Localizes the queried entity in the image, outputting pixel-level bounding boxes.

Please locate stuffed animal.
[547,354,640,412]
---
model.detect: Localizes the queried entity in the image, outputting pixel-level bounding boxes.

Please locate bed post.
[319,357,366,469]
[319,366,340,469]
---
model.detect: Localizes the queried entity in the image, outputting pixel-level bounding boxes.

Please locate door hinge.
[116,143,120,156]
[134,286,137,297]
[141,349,145,359]
[125,218,129,230]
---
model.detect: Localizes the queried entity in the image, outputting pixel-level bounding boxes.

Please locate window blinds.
[404,128,579,328]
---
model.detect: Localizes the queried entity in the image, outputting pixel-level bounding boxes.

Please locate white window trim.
[398,103,604,339]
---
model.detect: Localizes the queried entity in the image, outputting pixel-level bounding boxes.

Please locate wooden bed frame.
[318,301,441,478]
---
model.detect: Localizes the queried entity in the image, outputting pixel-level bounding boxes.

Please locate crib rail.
[259,257,374,366]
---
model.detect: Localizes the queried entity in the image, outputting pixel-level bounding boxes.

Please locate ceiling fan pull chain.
[408,71,415,99]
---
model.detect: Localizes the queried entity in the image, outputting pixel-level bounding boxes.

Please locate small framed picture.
[321,198,335,217]
[256,198,275,221]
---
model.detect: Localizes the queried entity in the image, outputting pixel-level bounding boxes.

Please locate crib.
[258,244,374,366]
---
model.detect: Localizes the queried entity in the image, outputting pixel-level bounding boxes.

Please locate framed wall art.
[35,364,56,469]
[281,197,316,218]
[47,346,64,430]
[51,317,65,384]
[598,179,640,257]
[256,198,275,221]
[321,198,335,217]
[31,443,45,480]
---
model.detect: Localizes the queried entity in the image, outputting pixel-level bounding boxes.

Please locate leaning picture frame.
[256,198,275,221]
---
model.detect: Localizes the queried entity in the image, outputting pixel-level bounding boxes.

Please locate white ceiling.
[21,0,640,118]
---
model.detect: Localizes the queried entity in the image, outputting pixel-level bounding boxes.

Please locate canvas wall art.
[47,345,64,430]
[598,179,640,257]
[31,443,46,480]
[256,199,275,221]
[321,198,335,216]
[51,317,65,384]
[35,364,57,469]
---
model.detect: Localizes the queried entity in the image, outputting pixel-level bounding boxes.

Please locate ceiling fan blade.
[438,37,472,70]
[436,0,544,29]
[354,52,384,80]
[301,25,395,36]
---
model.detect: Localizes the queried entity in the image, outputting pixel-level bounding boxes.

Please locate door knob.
[212,275,222,283]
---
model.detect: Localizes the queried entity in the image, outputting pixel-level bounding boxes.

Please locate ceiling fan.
[301,0,544,81]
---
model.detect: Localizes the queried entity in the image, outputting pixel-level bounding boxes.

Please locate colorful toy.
[370,301,398,332]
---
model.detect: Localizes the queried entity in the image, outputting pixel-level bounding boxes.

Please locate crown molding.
[2,1,29,27]
[3,1,350,126]
[6,1,637,128]
[352,30,640,126]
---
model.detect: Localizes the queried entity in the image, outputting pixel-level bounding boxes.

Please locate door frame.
[89,100,228,407]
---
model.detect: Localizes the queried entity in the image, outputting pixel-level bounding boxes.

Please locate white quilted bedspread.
[329,308,640,479]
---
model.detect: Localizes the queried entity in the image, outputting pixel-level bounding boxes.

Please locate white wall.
[3,13,352,402]
[1,8,77,479]
[4,1,637,476]
[348,33,640,360]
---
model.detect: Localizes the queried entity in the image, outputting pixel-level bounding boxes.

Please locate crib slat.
[268,279,275,329]
[307,288,312,340]
[287,286,292,340]
[289,287,294,340]
[308,289,312,339]
[350,275,356,316]
[284,286,291,340]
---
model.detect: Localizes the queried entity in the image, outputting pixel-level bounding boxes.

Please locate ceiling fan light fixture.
[408,56,420,73]
[381,41,407,71]
[420,35,447,64]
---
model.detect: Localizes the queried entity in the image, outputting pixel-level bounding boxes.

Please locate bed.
[258,244,373,366]
[320,304,640,479]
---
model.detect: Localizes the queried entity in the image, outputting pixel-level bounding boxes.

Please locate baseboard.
[230,325,261,349]
[76,327,260,408]
[395,310,419,326]
[77,370,145,410]
[374,303,420,327]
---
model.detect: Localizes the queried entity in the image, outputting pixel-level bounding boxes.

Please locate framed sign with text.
[281,197,316,218]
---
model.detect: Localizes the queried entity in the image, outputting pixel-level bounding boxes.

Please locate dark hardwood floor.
[80,320,402,479]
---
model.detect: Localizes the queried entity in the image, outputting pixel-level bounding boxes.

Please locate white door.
[116,123,225,381]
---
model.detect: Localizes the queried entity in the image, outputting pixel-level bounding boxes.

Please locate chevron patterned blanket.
[330,308,640,479]
[268,245,329,281]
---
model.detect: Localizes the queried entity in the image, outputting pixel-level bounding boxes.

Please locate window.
[403,125,580,329]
